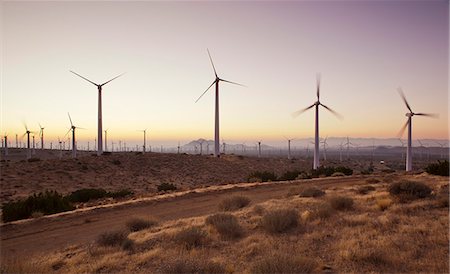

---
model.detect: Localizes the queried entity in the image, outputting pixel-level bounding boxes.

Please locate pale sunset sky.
[1,1,448,146]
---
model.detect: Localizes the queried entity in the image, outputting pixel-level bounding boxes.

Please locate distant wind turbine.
[195,49,245,158]
[321,136,328,161]
[65,113,85,158]
[3,133,8,157]
[138,129,147,153]
[284,137,295,160]
[22,124,35,160]
[70,70,125,156]
[292,74,342,169]
[397,88,438,171]
[104,129,109,152]
[257,141,262,158]
[39,123,45,150]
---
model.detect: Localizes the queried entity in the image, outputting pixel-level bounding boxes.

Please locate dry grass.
[4,175,448,273]
[329,196,354,211]
[376,197,393,211]
[299,187,325,198]
[96,230,128,247]
[205,213,244,239]
[126,217,158,232]
[218,195,251,211]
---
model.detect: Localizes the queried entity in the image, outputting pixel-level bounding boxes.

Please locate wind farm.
[1,1,448,273]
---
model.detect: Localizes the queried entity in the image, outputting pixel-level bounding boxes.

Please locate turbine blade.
[64,128,72,138]
[68,113,73,127]
[316,73,321,100]
[396,120,409,138]
[70,70,98,86]
[101,73,125,86]
[207,49,218,78]
[320,103,343,120]
[397,87,412,113]
[76,127,87,130]
[415,113,439,118]
[291,103,315,118]
[220,79,246,87]
[195,80,216,103]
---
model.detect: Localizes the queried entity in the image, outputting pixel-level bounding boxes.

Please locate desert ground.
[0,150,448,273]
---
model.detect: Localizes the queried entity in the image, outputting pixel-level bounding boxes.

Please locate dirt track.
[1,176,366,260]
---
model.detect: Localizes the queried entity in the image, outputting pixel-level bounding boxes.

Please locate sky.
[1,1,449,147]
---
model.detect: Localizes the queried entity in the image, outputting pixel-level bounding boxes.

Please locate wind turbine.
[320,136,328,161]
[284,137,295,160]
[292,74,342,169]
[397,88,437,171]
[58,137,63,159]
[195,49,245,158]
[398,138,406,161]
[257,141,262,158]
[22,124,35,159]
[39,124,45,150]
[434,141,446,159]
[3,133,8,157]
[65,113,85,158]
[138,129,147,153]
[177,142,181,154]
[70,70,125,156]
[222,139,226,154]
[104,129,109,152]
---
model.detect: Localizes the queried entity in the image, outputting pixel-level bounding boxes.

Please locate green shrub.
[108,189,133,198]
[126,217,157,232]
[157,183,177,192]
[2,191,74,222]
[247,171,277,182]
[97,230,128,247]
[261,209,298,233]
[251,253,317,274]
[425,160,449,176]
[311,166,353,177]
[174,226,206,249]
[335,166,353,175]
[218,196,251,211]
[205,213,243,239]
[67,188,108,203]
[278,170,301,181]
[388,180,432,202]
[329,196,354,211]
[299,187,325,198]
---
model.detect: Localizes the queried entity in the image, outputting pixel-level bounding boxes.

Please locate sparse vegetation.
[425,160,449,176]
[366,178,380,184]
[299,187,325,198]
[278,170,302,181]
[251,253,317,274]
[388,180,432,202]
[357,185,376,195]
[96,230,128,247]
[126,217,157,232]
[206,213,243,239]
[108,189,133,198]
[310,203,334,220]
[2,191,74,222]
[161,255,225,274]
[376,198,392,211]
[261,209,298,233]
[67,188,108,203]
[329,196,354,211]
[174,226,207,249]
[157,183,177,192]
[311,166,353,177]
[247,171,277,182]
[218,195,251,211]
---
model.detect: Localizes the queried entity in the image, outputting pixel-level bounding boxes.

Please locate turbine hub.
[405,113,413,117]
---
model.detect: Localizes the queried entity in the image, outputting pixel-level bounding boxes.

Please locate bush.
[67,188,108,203]
[2,191,74,222]
[247,171,277,182]
[112,159,121,165]
[425,160,449,176]
[261,209,298,233]
[205,213,243,239]
[251,253,317,274]
[376,198,392,211]
[108,189,133,198]
[388,180,432,202]
[299,187,325,198]
[278,170,301,181]
[126,217,157,232]
[357,185,376,195]
[329,196,354,211]
[157,183,177,192]
[335,166,353,175]
[311,166,353,177]
[97,231,128,247]
[218,196,251,211]
[174,226,206,249]
[331,172,345,177]
[161,256,225,274]
[310,203,334,220]
[27,157,40,162]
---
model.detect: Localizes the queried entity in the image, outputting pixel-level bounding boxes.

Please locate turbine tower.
[70,70,124,156]
[39,123,45,150]
[292,74,342,169]
[397,88,437,171]
[195,49,245,158]
[138,129,147,153]
[284,137,295,160]
[65,113,85,158]
[22,124,34,160]
[104,129,109,152]
[3,134,8,157]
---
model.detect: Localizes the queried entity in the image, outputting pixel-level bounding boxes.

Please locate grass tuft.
[261,209,298,234]
[174,226,207,249]
[218,195,251,211]
[205,213,243,239]
[251,253,317,274]
[329,196,354,211]
[126,217,158,232]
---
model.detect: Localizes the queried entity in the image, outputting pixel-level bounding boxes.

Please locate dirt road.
[1,176,366,260]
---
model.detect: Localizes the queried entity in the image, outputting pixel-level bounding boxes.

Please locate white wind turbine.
[321,136,328,161]
[65,113,85,158]
[22,124,35,160]
[284,137,295,160]
[292,74,342,169]
[3,133,8,157]
[257,141,262,158]
[104,129,109,152]
[397,88,437,171]
[39,123,45,150]
[70,70,125,156]
[195,49,245,158]
[138,129,147,153]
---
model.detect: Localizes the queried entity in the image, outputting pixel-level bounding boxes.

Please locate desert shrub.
[161,256,225,274]
[357,185,376,195]
[329,196,354,211]
[310,203,334,220]
[366,178,380,184]
[31,211,44,218]
[2,191,74,222]
[251,253,317,274]
[335,166,353,175]
[388,180,432,202]
[247,171,277,182]
[97,230,128,247]
[157,183,177,192]
[261,209,298,233]
[331,172,345,177]
[174,226,206,249]
[108,189,133,198]
[218,195,251,211]
[112,159,121,165]
[205,213,243,239]
[121,238,135,252]
[425,160,449,176]
[299,187,325,198]
[126,217,157,232]
[278,170,301,181]
[376,198,392,211]
[311,166,335,177]
[27,157,40,162]
[67,188,108,203]
[296,172,312,179]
